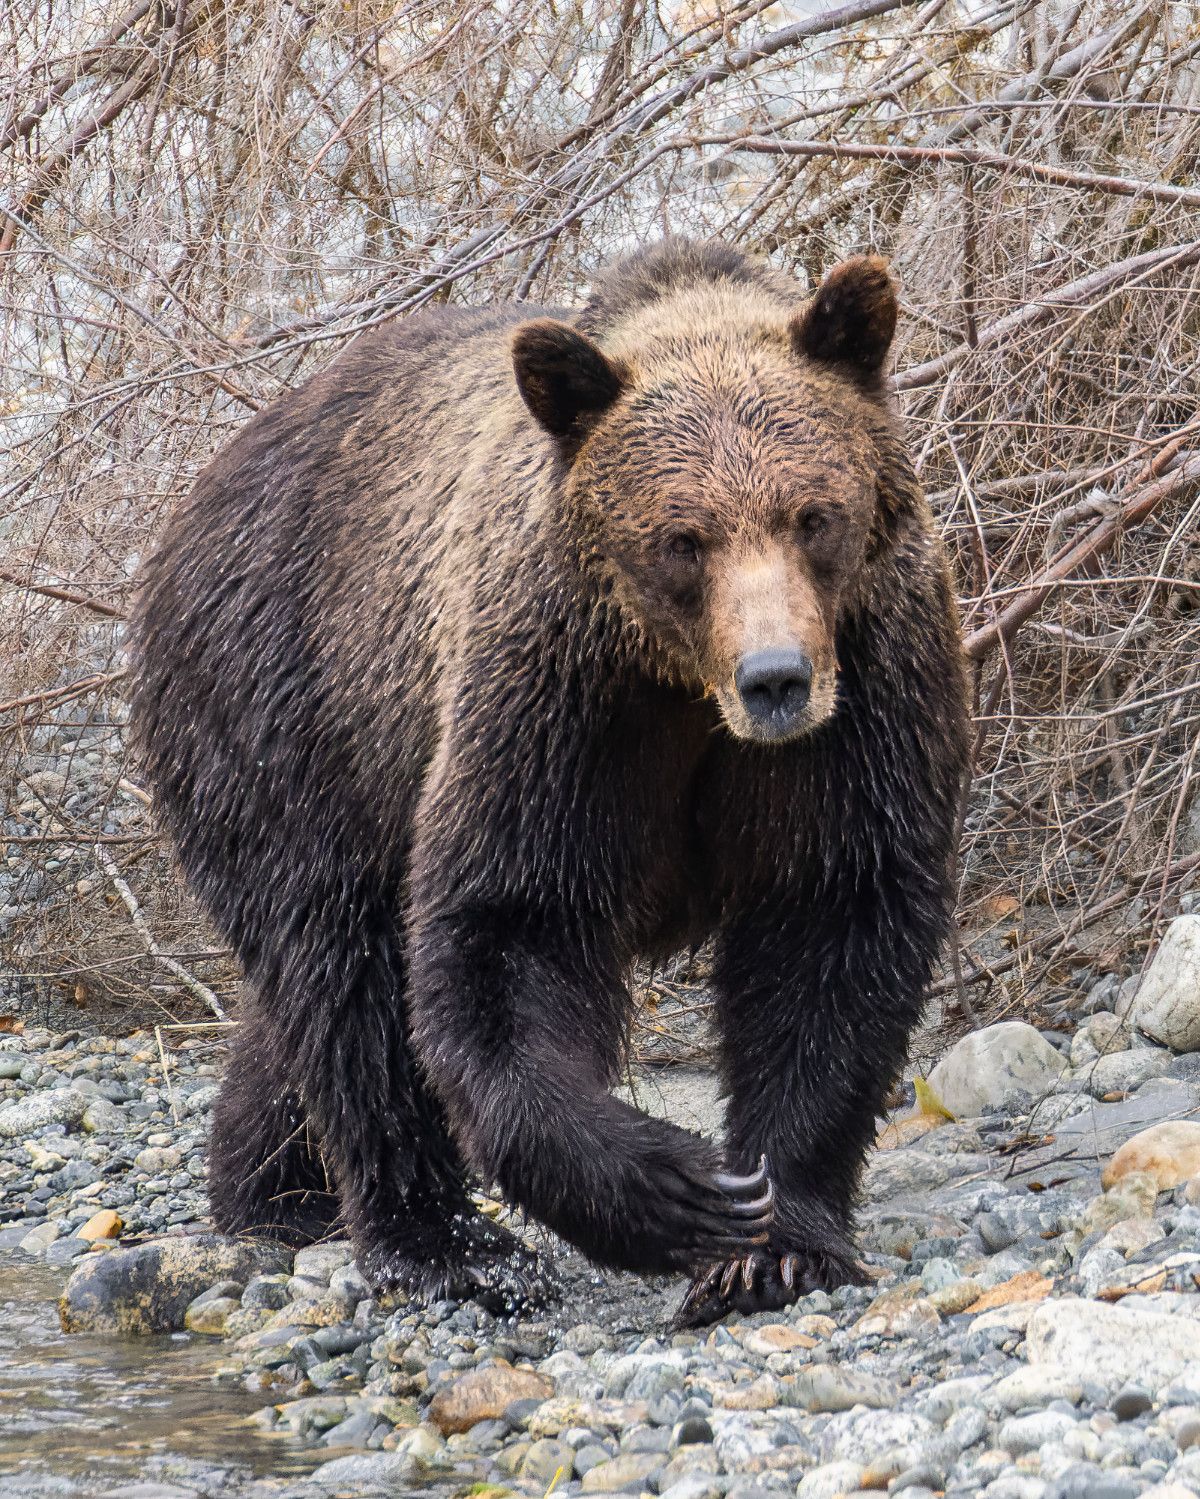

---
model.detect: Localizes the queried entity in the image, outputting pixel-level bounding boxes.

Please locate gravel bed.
[6,936,1200,1498]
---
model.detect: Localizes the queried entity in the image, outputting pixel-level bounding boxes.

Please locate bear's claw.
[671,1241,865,1328]
[650,1151,774,1268]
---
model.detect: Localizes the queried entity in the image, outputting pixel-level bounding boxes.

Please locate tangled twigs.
[964,453,1200,661]
[3,0,1199,1018]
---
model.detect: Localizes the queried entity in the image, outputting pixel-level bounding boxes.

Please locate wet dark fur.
[131,239,970,1322]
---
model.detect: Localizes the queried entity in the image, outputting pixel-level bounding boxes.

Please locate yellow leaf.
[914,1076,956,1121]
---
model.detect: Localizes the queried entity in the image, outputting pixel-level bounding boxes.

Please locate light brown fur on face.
[558,275,887,744]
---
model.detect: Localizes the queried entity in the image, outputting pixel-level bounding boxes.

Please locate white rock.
[796,1461,864,1498]
[1027,1296,1200,1392]
[1132,916,1200,1050]
[820,1408,934,1464]
[986,1365,1084,1413]
[927,1022,1066,1118]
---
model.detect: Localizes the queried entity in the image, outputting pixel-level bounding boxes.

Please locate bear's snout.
[735,647,812,737]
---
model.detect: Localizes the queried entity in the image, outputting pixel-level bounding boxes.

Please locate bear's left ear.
[512,319,626,440]
[790,256,898,387]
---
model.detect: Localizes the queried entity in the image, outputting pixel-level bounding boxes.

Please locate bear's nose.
[735,648,813,730]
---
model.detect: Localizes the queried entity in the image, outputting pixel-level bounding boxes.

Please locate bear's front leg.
[406,902,774,1278]
[675,884,942,1328]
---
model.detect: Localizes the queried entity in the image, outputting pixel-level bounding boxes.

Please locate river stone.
[79,1209,122,1242]
[1132,917,1200,1050]
[58,1234,290,1334]
[184,1293,240,1334]
[0,1088,88,1137]
[926,1022,1065,1117]
[1026,1296,1200,1391]
[427,1362,553,1435]
[1103,1120,1200,1191]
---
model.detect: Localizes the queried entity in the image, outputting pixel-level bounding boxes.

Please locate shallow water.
[0,1263,321,1496]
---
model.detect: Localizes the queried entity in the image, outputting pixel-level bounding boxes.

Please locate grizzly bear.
[132,239,969,1326]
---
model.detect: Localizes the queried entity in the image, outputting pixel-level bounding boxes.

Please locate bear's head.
[511,252,902,745]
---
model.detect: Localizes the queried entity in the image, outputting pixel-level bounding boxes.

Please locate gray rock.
[307,1452,417,1486]
[293,1240,353,1282]
[1083,1047,1173,1097]
[81,1098,127,1132]
[927,1022,1065,1118]
[1132,917,1200,1051]
[658,1476,725,1499]
[520,1438,575,1485]
[997,1410,1079,1454]
[0,1088,88,1137]
[1111,1383,1153,1420]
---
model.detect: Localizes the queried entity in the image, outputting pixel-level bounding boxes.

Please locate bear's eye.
[665,532,702,565]
[798,508,830,541]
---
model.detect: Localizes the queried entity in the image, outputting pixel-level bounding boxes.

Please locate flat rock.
[783,1365,898,1413]
[307,1452,417,1486]
[1026,1296,1200,1392]
[427,1361,554,1435]
[1132,917,1200,1050]
[926,1021,1065,1118]
[58,1234,289,1335]
[1103,1120,1200,1191]
[739,1323,816,1356]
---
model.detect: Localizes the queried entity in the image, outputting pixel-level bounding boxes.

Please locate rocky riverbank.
[5,919,1200,1498]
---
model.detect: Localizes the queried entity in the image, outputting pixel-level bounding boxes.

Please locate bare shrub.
[3,0,1198,1031]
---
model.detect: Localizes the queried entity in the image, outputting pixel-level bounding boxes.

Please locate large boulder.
[1131,916,1200,1051]
[59,1234,290,1335]
[926,1021,1065,1118]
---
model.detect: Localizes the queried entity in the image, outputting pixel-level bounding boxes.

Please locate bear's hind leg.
[209,1005,338,1247]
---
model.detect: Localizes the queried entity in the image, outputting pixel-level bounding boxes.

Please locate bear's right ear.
[791,255,898,387]
[512,319,625,440]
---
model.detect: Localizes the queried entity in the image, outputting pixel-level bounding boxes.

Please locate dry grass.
[2,0,1199,1030]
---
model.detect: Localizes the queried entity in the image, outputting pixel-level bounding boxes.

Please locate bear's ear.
[511,319,625,440]
[790,256,898,387]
